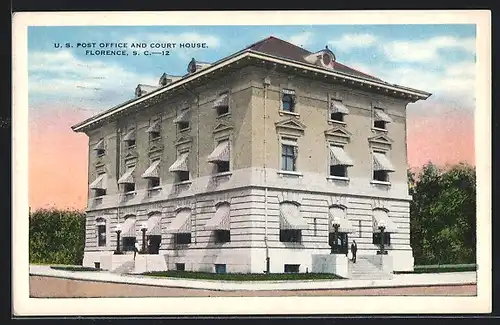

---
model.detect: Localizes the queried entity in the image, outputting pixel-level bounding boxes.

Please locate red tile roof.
[245,36,385,83]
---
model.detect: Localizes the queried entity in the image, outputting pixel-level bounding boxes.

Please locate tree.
[29,208,86,265]
[409,162,476,265]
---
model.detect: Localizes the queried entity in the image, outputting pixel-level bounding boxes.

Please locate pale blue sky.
[28,24,476,115]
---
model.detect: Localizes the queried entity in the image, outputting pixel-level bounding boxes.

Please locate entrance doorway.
[329,232,349,255]
[147,235,161,254]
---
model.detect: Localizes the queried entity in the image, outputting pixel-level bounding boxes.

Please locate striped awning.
[207,140,230,163]
[204,204,230,231]
[279,202,309,230]
[123,129,136,141]
[372,209,398,233]
[169,152,189,172]
[373,152,395,172]
[165,209,191,233]
[121,217,137,237]
[146,215,162,235]
[213,92,229,108]
[146,120,160,133]
[118,167,135,184]
[328,207,356,233]
[142,160,161,179]
[330,146,354,166]
[374,109,393,123]
[330,100,349,114]
[92,139,104,151]
[173,109,190,124]
[89,173,107,190]
[282,89,295,95]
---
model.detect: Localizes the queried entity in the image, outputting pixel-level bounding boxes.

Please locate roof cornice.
[71,50,431,133]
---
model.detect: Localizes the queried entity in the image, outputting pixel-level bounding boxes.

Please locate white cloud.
[383,36,476,63]
[328,33,377,51]
[286,32,314,47]
[29,50,158,110]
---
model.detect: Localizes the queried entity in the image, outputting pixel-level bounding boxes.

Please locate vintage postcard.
[12,10,491,316]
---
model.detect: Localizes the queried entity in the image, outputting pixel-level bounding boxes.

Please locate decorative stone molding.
[174,198,195,212]
[213,192,232,206]
[213,121,234,134]
[371,198,390,211]
[277,191,303,205]
[324,126,351,143]
[327,195,348,208]
[275,118,306,134]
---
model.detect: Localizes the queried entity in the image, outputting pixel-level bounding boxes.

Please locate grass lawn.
[142,271,343,281]
[50,265,103,272]
[393,264,476,274]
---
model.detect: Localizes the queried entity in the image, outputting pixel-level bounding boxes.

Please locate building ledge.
[371,180,391,186]
[175,180,192,186]
[279,110,300,118]
[371,127,388,133]
[216,112,231,119]
[328,119,347,126]
[327,176,350,182]
[213,171,233,178]
[277,170,303,177]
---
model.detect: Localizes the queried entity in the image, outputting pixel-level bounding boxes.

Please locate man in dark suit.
[350,240,358,263]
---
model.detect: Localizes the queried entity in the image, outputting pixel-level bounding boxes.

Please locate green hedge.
[143,271,343,281]
[394,264,477,274]
[29,208,86,266]
[50,266,102,272]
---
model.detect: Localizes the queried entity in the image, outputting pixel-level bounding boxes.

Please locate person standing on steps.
[134,240,140,260]
[350,240,358,263]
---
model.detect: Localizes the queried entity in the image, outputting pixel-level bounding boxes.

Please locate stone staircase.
[111,260,136,274]
[348,256,393,280]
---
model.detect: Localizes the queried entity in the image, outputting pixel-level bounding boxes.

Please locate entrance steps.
[348,256,393,280]
[111,260,135,274]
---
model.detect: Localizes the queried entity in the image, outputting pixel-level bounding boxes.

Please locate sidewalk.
[29,265,477,291]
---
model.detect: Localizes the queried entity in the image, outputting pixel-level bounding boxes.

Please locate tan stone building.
[72,36,431,276]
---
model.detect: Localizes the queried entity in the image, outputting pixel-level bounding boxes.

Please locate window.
[373,108,392,130]
[150,131,161,141]
[214,230,230,243]
[216,161,230,173]
[174,233,191,245]
[215,92,230,116]
[122,237,136,251]
[331,112,344,122]
[373,232,391,246]
[215,264,227,274]
[176,263,185,271]
[94,189,106,197]
[329,232,348,254]
[281,144,297,171]
[124,183,135,193]
[282,93,296,112]
[97,223,106,247]
[280,229,302,243]
[373,170,389,182]
[149,178,160,188]
[284,264,300,273]
[330,165,347,178]
[178,121,189,131]
[177,171,190,182]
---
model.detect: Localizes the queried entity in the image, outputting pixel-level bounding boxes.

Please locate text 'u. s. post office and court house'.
[72,36,431,276]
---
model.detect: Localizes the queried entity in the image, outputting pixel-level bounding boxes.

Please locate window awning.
[146,215,162,235]
[118,167,135,184]
[146,120,160,133]
[282,89,295,95]
[213,92,229,108]
[374,109,393,123]
[165,209,191,233]
[373,152,395,172]
[121,217,136,237]
[89,173,107,190]
[330,146,354,166]
[142,160,161,179]
[279,202,309,230]
[207,140,230,163]
[169,152,189,172]
[204,204,230,231]
[372,209,399,233]
[123,130,136,141]
[93,139,104,151]
[328,207,356,233]
[173,109,190,124]
[330,100,349,114]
